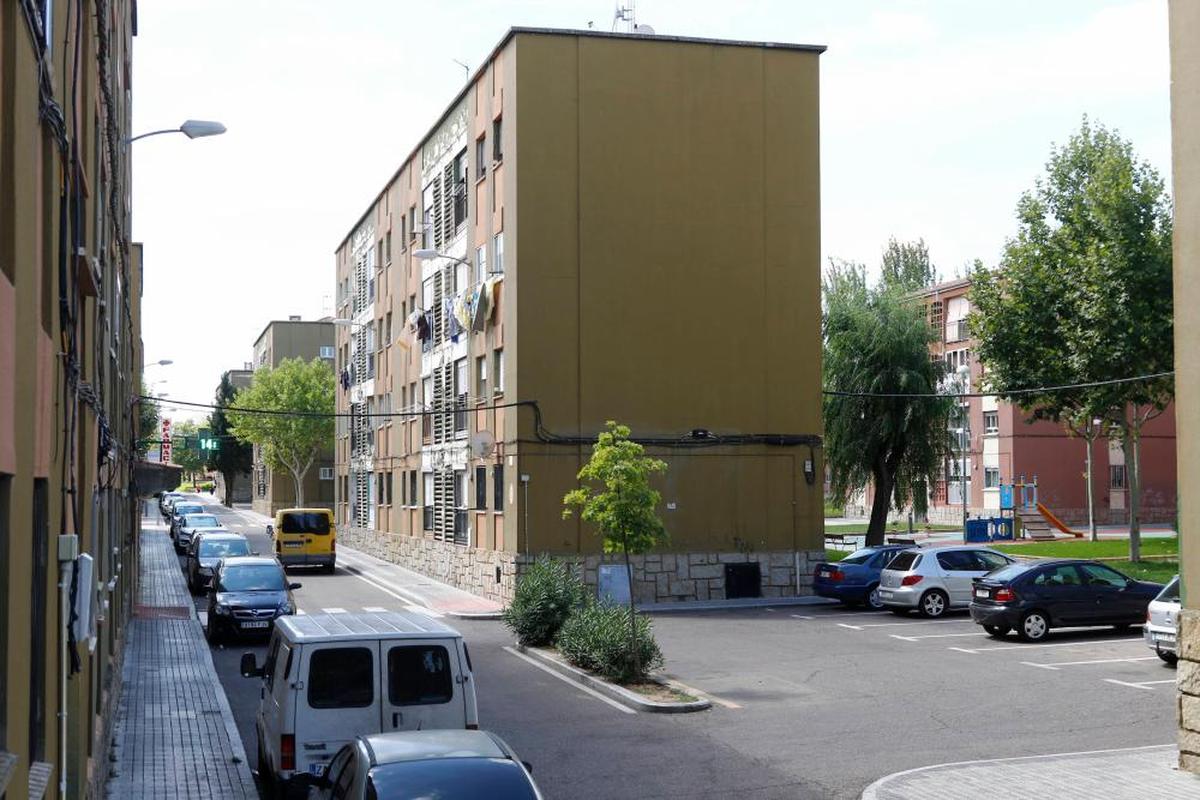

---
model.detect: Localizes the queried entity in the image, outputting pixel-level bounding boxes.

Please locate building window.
[983,411,998,435]
[476,135,487,179]
[984,467,1000,489]
[320,346,335,360]
[927,300,944,333]
[385,312,393,344]
[493,349,504,395]
[30,478,48,762]
[319,467,334,480]
[475,466,487,511]
[493,117,503,162]
[386,472,393,506]
[454,358,468,433]
[453,149,468,229]
[409,470,417,508]
[0,474,10,749]
[475,244,487,285]
[493,464,504,513]
[454,470,468,538]
[423,473,435,530]
[493,232,504,273]
[385,231,392,264]
[422,378,433,441]
[475,356,488,400]
[409,206,417,242]
[1110,465,1126,490]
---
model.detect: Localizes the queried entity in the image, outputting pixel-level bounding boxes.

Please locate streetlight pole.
[957,364,970,537]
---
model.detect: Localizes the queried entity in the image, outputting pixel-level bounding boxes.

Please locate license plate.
[240,620,269,629]
[878,590,893,599]
[283,542,303,549]
[819,570,832,578]
[975,589,990,598]
[308,762,328,776]
[1154,633,1176,643]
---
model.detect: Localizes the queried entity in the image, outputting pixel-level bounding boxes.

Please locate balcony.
[945,319,970,343]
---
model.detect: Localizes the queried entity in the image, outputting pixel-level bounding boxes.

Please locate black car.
[186,532,252,593]
[205,557,300,644]
[969,558,1163,641]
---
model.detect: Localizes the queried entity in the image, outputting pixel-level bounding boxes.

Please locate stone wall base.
[1178,608,1200,773]
[339,527,826,607]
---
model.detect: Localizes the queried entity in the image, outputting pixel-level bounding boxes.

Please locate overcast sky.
[132,0,1171,421]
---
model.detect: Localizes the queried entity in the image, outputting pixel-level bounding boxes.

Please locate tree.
[207,373,254,507]
[970,118,1173,558]
[228,358,335,507]
[172,420,207,486]
[136,380,159,458]
[823,259,954,546]
[563,421,668,679]
[880,237,937,291]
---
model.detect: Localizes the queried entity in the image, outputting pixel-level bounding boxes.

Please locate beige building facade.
[334,28,826,605]
[1170,0,1200,773]
[249,320,336,516]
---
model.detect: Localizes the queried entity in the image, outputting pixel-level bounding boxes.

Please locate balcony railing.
[945,319,970,343]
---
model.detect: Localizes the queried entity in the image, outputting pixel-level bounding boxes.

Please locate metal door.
[380,640,467,732]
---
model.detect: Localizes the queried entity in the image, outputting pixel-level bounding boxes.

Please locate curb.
[445,609,505,620]
[512,644,711,713]
[638,596,840,614]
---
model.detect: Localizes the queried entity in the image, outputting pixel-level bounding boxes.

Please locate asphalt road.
[176,495,1175,799]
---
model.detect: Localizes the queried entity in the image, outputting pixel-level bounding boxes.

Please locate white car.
[878,546,1016,617]
[1144,575,1180,665]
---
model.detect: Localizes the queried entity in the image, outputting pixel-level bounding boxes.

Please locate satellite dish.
[469,431,496,459]
[634,23,655,35]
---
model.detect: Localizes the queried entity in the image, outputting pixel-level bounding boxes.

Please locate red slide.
[1036,502,1084,538]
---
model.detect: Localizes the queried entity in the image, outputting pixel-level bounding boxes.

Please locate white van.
[241,611,479,793]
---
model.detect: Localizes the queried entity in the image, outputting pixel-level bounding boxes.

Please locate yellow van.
[267,508,336,573]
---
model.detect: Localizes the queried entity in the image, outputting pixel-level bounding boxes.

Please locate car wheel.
[323,562,336,575]
[918,589,948,618]
[982,624,1010,638]
[1158,650,1178,666]
[1019,610,1050,642]
[866,584,885,610]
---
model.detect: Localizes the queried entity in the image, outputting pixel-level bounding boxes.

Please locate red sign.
[160,418,173,464]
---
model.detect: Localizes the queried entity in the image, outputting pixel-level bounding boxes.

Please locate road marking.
[790,615,815,620]
[948,637,1144,654]
[763,608,776,612]
[1021,656,1158,670]
[890,632,987,641]
[859,619,974,628]
[404,604,444,619]
[343,568,443,617]
[502,646,635,715]
[321,607,347,614]
[362,606,388,613]
[837,623,864,631]
[792,611,891,622]
[296,609,307,615]
[1104,678,1176,691]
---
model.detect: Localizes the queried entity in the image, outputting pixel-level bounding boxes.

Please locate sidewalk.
[105,505,257,799]
[230,503,503,618]
[862,744,1200,799]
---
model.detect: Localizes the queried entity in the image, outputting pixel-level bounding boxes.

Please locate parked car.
[878,546,1016,617]
[175,512,225,553]
[304,730,542,800]
[970,559,1163,641]
[267,508,337,573]
[168,502,205,540]
[242,611,479,794]
[185,532,251,593]
[1144,574,1180,664]
[159,491,183,516]
[813,545,911,609]
[204,557,300,644]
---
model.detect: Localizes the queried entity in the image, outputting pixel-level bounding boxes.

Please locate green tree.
[172,419,207,486]
[563,421,668,678]
[823,259,954,546]
[880,237,937,291]
[207,373,254,507]
[228,358,335,507]
[970,118,1173,558]
[136,380,159,458]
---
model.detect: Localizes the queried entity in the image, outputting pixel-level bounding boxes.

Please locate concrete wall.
[1170,0,1200,774]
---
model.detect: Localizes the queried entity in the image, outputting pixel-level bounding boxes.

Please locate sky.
[131,0,1172,421]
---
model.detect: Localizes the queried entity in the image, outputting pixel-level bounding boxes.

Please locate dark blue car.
[814,546,911,609]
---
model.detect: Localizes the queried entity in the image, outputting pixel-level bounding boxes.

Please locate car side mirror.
[240,653,263,678]
[522,760,533,774]
[289,583,303,590]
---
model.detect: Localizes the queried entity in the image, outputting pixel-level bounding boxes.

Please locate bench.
[824,532,860,549]
[886,536,917,546]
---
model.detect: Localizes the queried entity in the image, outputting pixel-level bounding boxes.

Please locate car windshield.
[279,512,331,534]
[219,565,285,592]
[839,548,878,566]
[199,539,250,559]
[175,505,203,516]
[1157,577,1180,602]
[885,551,920,571]
[367,759,537,799]
[983,563,1032,583]
[184,514,220,528]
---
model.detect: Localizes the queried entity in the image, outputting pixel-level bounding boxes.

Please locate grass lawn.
[824,501,844,518]
[993,537,1178,559]
[824,550,849,562]
[1110,560,1178,585]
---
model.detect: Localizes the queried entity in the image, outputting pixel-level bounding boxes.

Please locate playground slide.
[1036,502,1084,538]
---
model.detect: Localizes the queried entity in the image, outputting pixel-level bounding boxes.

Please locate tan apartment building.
[1,2,146,797]
[249,319,336,515]
[899,279,1176,526]
[333,27,826,605]
[1169,0,1200,775]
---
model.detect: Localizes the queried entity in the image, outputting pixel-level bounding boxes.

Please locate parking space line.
[502,646,636,715]
[790,615,815,620]
[890,632,987,642]
[362,606,388,613]
[857,619,976,629]
[1105,678,1176,691]
[948,637,1144,655]
[793,611,891,622]
[322,607,347,614]
[1021,656,1158,671]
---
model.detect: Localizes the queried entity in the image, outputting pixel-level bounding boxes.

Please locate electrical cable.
[822,370,1174,400]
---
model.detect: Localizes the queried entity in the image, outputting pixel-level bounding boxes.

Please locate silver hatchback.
[878,546,1016,617]
[1144,575,1180,665]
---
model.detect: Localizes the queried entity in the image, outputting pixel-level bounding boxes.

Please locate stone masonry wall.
[1178,609,1200,771]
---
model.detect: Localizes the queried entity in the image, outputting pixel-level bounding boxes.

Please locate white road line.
[858,619,975,628]
[837,623,864,631]
[948,637,1144,655]
[296,609,307,615]
[405,604,444,619]
[793,611,892,622]
[344,568,442,617]
[890,632,987,641]
[1020,656,1158,671]
[790,615,815,620]
[362,606,388,613]
[322,607,347,614]
[502,646,635,715]
[1104,678,1175,691]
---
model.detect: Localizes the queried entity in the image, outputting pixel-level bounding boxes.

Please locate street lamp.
[414,248,470,269]
[144,359,173,367]
[127,120,227,145]
[956,364,970,536]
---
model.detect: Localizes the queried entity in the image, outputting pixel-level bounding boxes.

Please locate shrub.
[503,557,586,646]
[556,602,663,683]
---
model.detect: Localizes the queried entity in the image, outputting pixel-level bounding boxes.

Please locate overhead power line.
[822,370,1174,399]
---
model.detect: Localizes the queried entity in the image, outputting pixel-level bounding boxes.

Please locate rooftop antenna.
[613,0,635,32]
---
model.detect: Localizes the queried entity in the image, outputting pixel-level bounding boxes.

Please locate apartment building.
[249,319,336,515]
[334,27,826,605]
[1169,0,1200,774]
[1,2,144,797]
[914,278,1177,525]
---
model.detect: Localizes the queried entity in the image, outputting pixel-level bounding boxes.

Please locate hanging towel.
[454,291,471,331]
[445,296,461,340]
[416,312,431,341]
[486,277,502,324]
